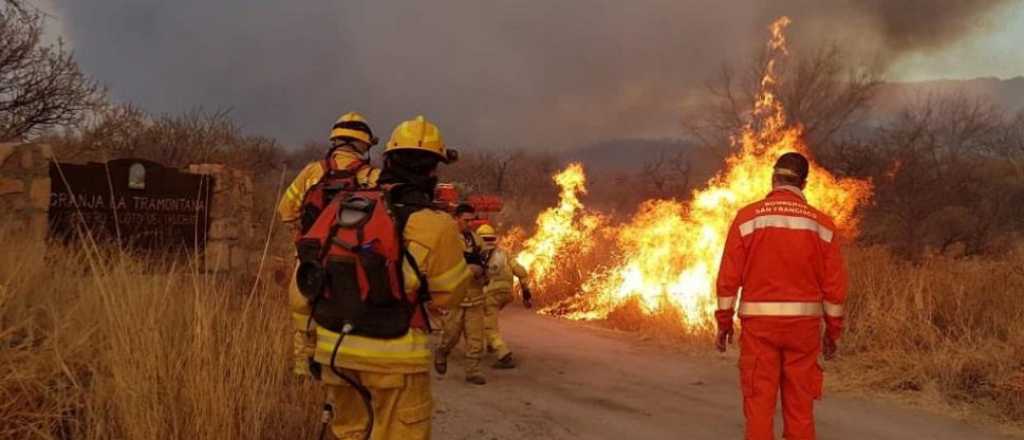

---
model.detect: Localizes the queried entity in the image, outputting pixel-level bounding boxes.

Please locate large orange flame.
[514,17,872,332]
[513,163,605,284]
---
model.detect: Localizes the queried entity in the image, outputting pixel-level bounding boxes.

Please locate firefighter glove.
[714,309,735,352]
[823,335,838,361]
[715,326,734,353]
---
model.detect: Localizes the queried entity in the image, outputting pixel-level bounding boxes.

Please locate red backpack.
[294,186,431,337]
[297,155,368,236]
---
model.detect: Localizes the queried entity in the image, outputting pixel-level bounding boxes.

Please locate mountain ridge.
[562,77,1024,172]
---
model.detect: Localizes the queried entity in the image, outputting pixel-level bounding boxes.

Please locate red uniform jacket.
[715,186,848,339]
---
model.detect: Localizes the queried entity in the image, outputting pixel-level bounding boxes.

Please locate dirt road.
[431,307,1017,440]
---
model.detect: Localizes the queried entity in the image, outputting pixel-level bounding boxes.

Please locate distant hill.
[561,77,1024,173]
[874,76,1024,114]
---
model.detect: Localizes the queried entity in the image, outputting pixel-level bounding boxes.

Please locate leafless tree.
[642,150,671,195]
[989,111,1024,181]
[134,108,239,166]
[441,148,552,196]
[641,149,693,198]
[50,105,276,171]
[491,150,516,193]
[56,103,148,160]
[863,95,1024,258]
[0,6,103,141]
[234,135,285,175]
[684,44,881,166]
[670,151,693,195]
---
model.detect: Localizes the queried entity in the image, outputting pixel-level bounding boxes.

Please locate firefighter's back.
[732,187,838,307]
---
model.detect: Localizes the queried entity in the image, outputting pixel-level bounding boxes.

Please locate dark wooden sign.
[48,159,214,253]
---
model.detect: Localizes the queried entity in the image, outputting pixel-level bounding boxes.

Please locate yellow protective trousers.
[326,370,432,440]
[438,303,485,377]
[483,290,513,359]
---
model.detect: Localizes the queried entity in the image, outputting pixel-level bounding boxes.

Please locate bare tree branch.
[683,43,882,167]
[0,5,104,141]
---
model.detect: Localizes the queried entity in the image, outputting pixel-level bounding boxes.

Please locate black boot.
[434,349,448,375]
[492,353,516,369]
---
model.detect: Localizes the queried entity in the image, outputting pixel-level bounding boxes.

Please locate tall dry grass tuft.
[837,246,1024,423]
[0,225,323,439]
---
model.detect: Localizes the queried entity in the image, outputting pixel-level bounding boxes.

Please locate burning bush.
[504,16,1024,425]
[511,17,871,334]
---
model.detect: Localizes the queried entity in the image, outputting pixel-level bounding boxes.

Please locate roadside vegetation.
[0,226,322,439]
[2,2,1023,436]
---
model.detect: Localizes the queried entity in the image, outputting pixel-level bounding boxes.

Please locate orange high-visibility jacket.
[715,186,848,339]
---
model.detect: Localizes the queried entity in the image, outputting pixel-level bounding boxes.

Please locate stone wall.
[0,143,51,243]
[186,163,259,273]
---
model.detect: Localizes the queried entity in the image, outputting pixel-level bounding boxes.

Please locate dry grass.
[835,246,1024,424]
[0,228,322,439]
[4,218,1023,436]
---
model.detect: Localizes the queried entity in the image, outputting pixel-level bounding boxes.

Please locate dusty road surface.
[431,307,1018,440]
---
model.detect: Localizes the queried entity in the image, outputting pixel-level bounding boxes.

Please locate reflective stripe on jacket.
[277,149,381,223]
[715,186,848,337]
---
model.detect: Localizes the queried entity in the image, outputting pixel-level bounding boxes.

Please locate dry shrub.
[600,298,712,347]
[836,245,1024,423]
[535,239,614,307]
[0,227,322,439]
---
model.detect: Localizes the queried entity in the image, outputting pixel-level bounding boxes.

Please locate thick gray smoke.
[48,0,1018,149]
[775,0,1017,57]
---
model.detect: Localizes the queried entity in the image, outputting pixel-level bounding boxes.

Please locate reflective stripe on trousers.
[739,301,823,317]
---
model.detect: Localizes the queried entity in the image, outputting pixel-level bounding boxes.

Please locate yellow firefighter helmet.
[477,224,498,250]
[330,112,378,146]
[384,115,458,163]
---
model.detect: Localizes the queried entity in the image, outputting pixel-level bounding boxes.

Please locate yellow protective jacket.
[483,248,530,295]
[290,208,472,375]
[278,149,381,223]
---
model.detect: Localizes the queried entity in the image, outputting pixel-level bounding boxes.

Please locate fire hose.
[314,323,374,440]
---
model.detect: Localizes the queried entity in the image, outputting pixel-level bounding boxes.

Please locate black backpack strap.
[385,184,438,332]
[401,247,433,333]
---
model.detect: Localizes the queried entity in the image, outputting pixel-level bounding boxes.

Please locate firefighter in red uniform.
[714,152,848,440]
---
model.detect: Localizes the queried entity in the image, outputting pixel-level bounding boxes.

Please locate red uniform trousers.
[740,317,823,440]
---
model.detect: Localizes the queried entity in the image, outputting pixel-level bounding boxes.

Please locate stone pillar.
[186,163,257,274]
[0,143,52,243]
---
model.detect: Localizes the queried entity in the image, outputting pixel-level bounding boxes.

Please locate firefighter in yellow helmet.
[288,115,470,439]
[278,112,382,230]
[476,224,532,369]
[434,203,490,385]
[280,112,383,418]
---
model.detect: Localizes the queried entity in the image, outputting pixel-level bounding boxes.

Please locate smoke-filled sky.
[35,0,1024,149]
